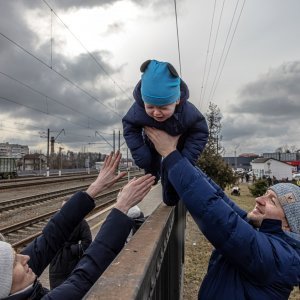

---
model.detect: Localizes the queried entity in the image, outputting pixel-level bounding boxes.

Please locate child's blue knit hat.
[269,183,300,240]
[140,60,181,106]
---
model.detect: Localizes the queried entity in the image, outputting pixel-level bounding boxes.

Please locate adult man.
[145,127,300,300]
[0,151,155,299]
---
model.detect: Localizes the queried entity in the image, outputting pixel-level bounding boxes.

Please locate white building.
[251,158,295,181]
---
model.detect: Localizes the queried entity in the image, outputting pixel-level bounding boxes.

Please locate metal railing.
[85,201,186,300]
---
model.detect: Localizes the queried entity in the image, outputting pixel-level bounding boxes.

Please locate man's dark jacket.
[3,191,133,300]
[163,150,300,299]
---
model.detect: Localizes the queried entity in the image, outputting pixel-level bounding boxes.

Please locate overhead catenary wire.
[199,0,217,109]
[173,0,182,77]
[209,0,246,103]
[42,0,133,103]
[0,95,96,130]
[206,0,246,106]
[200,0,226,109]
[0,71,108,127]
[0,31,122,118]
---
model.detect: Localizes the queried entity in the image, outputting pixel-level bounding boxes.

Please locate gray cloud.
[221,61,300,154]
[0,1,130,152]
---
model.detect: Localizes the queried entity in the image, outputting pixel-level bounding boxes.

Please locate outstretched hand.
[144,127,180,157]
[86,151,126,198]
[115,174,156,214]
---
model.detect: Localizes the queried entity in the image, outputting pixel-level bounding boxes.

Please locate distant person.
[0,151,155,299]
[122,59,208,205]
[245,173,250,183]
[273,176,279,184]
[49,198,92,289]
[145,127,300,300]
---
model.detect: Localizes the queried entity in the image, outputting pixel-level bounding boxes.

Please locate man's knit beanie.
[140,60,181,106]
[269,183,300,239]
[0,241,14,298]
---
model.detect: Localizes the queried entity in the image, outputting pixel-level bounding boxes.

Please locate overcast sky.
[0,0,299,157]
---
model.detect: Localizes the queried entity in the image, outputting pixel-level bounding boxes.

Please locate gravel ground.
[183,183,300,300]
[0,178,95,228]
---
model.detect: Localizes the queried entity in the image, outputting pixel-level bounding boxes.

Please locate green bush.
[248,179,268,197]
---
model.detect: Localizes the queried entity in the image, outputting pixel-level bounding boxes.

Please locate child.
[122,59,208,205]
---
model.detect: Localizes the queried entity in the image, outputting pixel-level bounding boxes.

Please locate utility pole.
[58,147,64,176]
[46,128,50,177]
[234,144,240,170]
[113,130,115,152]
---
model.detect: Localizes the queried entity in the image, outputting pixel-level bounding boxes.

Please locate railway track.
[0,184,91,212]
[0,171,144,250]
[0,175,139,213]
[0,170,97,184]
[0,170,142,190]
[1,188,119,251]
[0,173,97,190]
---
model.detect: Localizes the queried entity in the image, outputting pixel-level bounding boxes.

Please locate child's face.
[144,100,179,122]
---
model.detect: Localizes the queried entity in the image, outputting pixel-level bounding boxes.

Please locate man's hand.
[86,151,126,198]
[115,174,155,214]
[144,127,180,157]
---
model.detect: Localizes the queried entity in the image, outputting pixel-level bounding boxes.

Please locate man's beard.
[247,211,262,228]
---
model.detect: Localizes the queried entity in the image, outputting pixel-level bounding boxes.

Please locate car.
[292,173,300,180]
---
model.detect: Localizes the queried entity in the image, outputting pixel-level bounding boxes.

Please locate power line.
[206,0,243,104]
[209,0,246,103]
[173,0,182,77]
[0,95,94,130]
[42,0,133,103]
[199,0,217,108]
[200,0,226,109]
[0,71,108,127]
[0,31,122,118]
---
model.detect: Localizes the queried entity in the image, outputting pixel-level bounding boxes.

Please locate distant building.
[239,153,260,158]
[22,153,47,171]
[0,142,29,158]
[223,155,258,171]
[263,152,300,172]
[251,158,295,180]
[263,152,298,161]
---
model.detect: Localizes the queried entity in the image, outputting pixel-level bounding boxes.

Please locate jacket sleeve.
[22,191,95,277]
[42,208,133,300]
[195,167,247,218]
[163,151,285,280]
[180,106,208,165]
[122,104,153,169]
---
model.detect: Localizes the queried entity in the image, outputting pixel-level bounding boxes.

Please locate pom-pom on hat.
[269,183,300,238]
[0,241,14,298]
[140,59,181,106]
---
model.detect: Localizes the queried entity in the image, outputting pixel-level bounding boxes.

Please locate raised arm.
[44,174,155,299]
[23,151,126,276]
